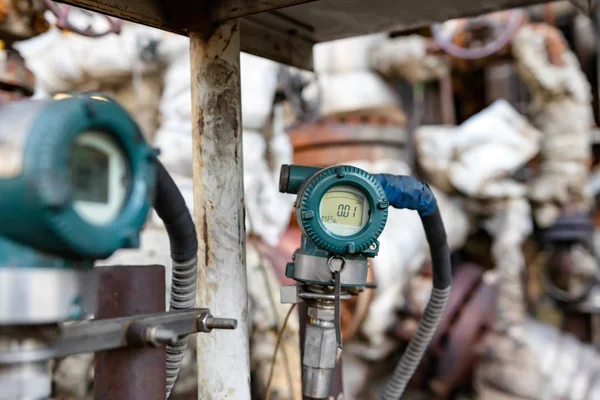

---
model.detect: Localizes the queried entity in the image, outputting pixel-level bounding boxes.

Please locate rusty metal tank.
[287,114,408,167]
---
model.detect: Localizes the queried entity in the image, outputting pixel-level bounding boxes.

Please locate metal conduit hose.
[375,175,452,399]
[154,161,199,398]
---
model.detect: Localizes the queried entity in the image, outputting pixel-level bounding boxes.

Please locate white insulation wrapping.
[312,33,402,118]
[512,24,594,227]
[317,71,402,118]
[369,34,450,83]
[14,24,166,95]
[416,99,542,199]
[155,45,294,245]
[313,33,388,74]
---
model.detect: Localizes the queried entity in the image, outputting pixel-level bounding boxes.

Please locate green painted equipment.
[280,165,453,400]
[0,94,156,264]
[279,164,388,288]
[279,163,389,398]
[0,94,157,326]
[280,164,389,255]
[0,94,235,400]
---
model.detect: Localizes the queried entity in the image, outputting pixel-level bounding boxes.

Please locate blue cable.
[375,174,438,217]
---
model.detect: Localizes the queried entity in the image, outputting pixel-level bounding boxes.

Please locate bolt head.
[346,242,356,253]
[369,243,377,251]
[302,210,315,220]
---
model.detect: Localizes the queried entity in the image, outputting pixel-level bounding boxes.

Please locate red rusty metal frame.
[94,265,167,400]
[406,263,495,398]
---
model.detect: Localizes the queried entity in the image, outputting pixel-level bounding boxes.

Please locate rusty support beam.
[94,265,166,400]
[190,20,251,400]
[55,0,316,70]
[240,13,314,70]
[209,0,317,21]
[56,0,316,27]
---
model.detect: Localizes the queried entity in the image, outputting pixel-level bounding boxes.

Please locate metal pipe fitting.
[302,300,338,399]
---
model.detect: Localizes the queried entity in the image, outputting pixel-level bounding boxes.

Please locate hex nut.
[197,311,213,333]
[307,305,335,321]
[303,324,337,369]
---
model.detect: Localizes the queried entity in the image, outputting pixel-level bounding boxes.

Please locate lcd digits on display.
[71,145,109,204]
[320,190,364,227]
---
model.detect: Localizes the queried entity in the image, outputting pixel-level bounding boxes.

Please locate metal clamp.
[0,308,237,364]
[291,253,368,286]
[126,323,179,347]
[281,284,353,304]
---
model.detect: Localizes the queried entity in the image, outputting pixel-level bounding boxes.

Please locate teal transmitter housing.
[0,94,157,324]
[279,164,389,288]
[279,163,389,399]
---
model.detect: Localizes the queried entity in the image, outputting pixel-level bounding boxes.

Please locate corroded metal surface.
[403,263,495,398]
[288,116,407,167]
[190,21,251,400]
[430,283,494,397]
[94,265,166,400]
[0,50,34,96]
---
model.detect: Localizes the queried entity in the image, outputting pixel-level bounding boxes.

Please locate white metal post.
[190,20,251,399]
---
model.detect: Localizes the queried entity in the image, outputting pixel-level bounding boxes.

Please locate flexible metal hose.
[154,161,198,398]
[381,287,450,399]
[165,257,197,397]
[375,175,452,399]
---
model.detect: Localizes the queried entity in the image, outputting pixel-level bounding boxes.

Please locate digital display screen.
[320,189,365,227]
[71,145,109,203]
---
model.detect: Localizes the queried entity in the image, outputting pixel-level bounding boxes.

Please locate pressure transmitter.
[279,164,388,398]
[280,165,452,400]
[0,94,156,399]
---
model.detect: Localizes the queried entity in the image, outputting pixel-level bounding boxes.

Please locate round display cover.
[296,165,388,254]
[319,185,370,237]
[0,95,156,260]
[71,131,131,226]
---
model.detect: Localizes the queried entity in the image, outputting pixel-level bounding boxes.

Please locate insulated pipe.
[154,160,198,398]
[431,10,525,60]
[375,175,452,399]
